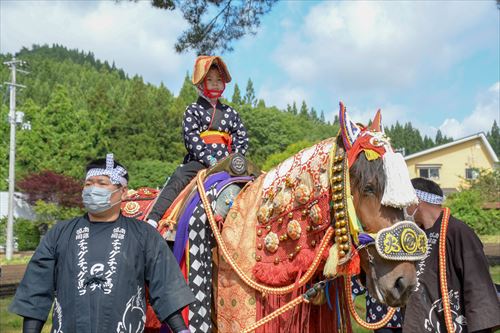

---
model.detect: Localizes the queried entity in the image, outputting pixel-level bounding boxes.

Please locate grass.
[490,265,500,284]
[0,252,34,266]
[0,296,52,333]
[479,234,500,244]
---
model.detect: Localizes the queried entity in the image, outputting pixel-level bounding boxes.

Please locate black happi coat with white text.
[403,214,500,332]
[10,214,195,333]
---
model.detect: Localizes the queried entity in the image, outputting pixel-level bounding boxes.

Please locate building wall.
[406,137,496,191]
[0,192,36,220]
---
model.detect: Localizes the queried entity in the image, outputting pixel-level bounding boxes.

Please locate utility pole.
[3,57,27,260]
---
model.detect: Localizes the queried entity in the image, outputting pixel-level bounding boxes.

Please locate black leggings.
[147,161,205,222]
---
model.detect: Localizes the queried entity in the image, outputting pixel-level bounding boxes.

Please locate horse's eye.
[364,185,375,195]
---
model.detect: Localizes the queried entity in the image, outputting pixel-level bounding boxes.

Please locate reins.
[439,207,453,332]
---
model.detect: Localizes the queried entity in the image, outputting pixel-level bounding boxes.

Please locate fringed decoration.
[381,151,418,208]
[253,248,325,286]
[323,244,339,278]
[255,275,353,333]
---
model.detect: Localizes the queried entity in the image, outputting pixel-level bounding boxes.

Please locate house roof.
[404,132,499,163]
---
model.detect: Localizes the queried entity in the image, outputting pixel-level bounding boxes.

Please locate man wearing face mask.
[403,177,500,333]
[10,154,195,333]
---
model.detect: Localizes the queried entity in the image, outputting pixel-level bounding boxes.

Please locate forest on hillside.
[1,45,499,190]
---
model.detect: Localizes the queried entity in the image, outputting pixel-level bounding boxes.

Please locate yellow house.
[404,133,498,193]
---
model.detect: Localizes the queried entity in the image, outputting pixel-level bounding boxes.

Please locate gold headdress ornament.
[192,55,232,85]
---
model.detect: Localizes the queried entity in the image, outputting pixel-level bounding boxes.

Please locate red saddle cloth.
[121,187,159,220]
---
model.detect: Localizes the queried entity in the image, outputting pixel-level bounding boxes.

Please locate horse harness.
[196,136,430,332]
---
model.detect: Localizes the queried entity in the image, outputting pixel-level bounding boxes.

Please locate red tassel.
[253,249,316,286]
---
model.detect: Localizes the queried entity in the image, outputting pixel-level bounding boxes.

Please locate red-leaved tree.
[17,171,82,208]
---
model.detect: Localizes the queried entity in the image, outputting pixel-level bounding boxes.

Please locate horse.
[122,103,427,333]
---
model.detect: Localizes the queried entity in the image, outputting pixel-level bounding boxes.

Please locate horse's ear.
[369,109,383,133]
[339,101,361,150]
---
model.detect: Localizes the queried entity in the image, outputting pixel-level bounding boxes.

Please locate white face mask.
[403,205,418,222]
[82,186,121,214]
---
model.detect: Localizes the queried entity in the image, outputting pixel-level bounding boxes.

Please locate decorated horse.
[121,103,427,333]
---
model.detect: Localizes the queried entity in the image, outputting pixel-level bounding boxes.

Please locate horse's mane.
[350,153,386,200]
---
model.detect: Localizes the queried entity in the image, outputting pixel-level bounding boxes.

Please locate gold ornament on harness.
[287,220,302,240]
[123,201,140,215]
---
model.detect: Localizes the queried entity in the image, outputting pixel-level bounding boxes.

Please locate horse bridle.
[330,139,428,330]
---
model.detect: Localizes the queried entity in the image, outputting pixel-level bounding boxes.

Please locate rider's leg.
[147,161,205,223]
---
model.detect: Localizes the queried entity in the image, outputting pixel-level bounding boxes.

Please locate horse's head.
[339,103,424,307]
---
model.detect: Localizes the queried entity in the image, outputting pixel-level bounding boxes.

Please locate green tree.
[244,78,256,107]
[291,102,298,115]
[299,101,309,118]
[333,115,339,126]
[320,110,325,123]
[487,120,500,156]
[310,107,318,122]
[232,83,242,105]
[142,0,278,54]
[435,129,452,145]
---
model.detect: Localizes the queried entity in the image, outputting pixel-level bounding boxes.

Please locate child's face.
[204,68,224,91]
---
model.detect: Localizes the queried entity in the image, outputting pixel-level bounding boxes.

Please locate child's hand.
[207,155,217,166]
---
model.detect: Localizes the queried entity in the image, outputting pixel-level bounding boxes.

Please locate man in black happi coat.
[10,154,195,333]
[403,178,500,333]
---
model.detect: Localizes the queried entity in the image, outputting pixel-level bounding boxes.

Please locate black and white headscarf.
[415,189,444,205]
[85,153,128,186]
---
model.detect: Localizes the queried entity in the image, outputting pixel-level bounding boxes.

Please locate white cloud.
[257,84,310,110]
[273,1,492,94]
[0,0,193,94]
[439,82,499,138]
[338,102,412,128]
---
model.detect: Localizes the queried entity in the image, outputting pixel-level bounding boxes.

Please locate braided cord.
[240,295,309,333]
[439,207,453,332]
[345,273,397,330]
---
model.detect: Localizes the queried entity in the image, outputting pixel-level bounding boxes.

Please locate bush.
[33,200,84,232]
[445,189,500,235]
[0,217,6,247]
[13,218,40,251]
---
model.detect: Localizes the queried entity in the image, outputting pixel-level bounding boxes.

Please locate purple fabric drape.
[173,172,230,263]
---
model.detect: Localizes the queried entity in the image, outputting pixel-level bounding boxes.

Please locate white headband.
[415,189,443,205]
[85,153,128,186]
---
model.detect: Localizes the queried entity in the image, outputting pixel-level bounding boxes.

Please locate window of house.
[418,167,440,180]
[465,168,479,180]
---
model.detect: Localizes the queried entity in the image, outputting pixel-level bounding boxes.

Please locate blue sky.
[1,0,498,139]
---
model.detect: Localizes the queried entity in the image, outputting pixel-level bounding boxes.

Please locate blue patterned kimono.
[183,96,249,167]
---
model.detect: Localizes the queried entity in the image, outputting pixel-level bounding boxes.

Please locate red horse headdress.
[339,102,417,208]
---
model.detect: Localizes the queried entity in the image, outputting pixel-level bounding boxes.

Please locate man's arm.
[144,228,196,330]
[22,317,45,333]
[451,220,500,332]
[9,225,58,324]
